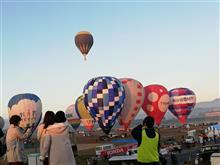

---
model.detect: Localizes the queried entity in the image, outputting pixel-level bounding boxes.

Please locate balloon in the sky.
[8,93,42,134]
[75,95,94,131]
[118,78,145,130]
[75,31,94,60]
[142,84,170,126]
[83,76,126,134]
[168,88,196,124]
[65,104,81,130]
[0,116,5,129]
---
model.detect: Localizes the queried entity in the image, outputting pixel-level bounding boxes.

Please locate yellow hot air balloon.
[75,95,94,131]
[74,31,94,60]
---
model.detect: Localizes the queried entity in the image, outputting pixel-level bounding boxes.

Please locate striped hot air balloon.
[75,31,93,60]
[168,88,196,124]
[65,104,81,131]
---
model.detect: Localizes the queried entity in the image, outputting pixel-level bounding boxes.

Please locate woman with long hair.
[40,111,76,165]
[37,111,55,165]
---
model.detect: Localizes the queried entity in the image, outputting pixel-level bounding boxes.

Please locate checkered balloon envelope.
[83,76,126,134]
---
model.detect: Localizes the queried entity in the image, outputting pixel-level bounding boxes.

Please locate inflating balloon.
[75,31,93,60]
[75,95,95,131]
[83,76,125,134]
[0,116,5,129]
[65,104,81,131]
[168,88,196,124]
[81,119,94,132]
[118,78,145,130]
[142,84,169,126]
[8,93,42,135]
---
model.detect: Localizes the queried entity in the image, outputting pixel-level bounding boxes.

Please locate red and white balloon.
[118,78,145,130]
[142,84,170,126]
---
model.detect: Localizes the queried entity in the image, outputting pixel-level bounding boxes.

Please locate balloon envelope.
[83,76,125,134]
[75,95,94,131]
[0,116,5,129]
[118,78,145,130]
[142,84,169,126]
[75,31,93,60]
[168,88,196,124]
[8,93,42,135]
[65,104,81,130]
[81,119,94,132]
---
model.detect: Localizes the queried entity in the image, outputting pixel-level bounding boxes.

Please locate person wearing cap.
[131,116,160,165]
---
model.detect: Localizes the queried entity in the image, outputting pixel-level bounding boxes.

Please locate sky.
[1,0,219,119]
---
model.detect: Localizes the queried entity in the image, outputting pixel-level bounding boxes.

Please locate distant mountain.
[195,98,220,108]
[189,100,220,119]
[135,98,220,120]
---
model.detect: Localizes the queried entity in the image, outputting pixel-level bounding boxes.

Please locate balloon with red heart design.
[118,78,145,130]
[142,84,170,126]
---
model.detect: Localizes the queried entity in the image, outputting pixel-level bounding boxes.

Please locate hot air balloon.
[0,116,5,129]
[8,93,42,135]
[75,31,93,60]
[83,76,125,134]
[142,84,170,126]
[75,95,94,132]
[65,104,81,131]
[118,78,145,130]
[168,88,196,124]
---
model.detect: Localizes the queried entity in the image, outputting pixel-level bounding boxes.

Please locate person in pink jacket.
[40,111,76,165]
[37,111,55,165]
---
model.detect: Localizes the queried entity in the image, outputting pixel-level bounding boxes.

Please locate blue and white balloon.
[8,93,42,135]
[83,76,125,134]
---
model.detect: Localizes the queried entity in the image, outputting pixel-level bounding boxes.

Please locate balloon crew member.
[131,116,160,165]
[37,111,55,165]
[6,115,31,165]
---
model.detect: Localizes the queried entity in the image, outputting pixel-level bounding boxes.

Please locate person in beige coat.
[6,115,31,165]
[40,111,76,165]
[37,111,55,165]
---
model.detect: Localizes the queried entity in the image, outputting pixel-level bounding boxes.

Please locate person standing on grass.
[131,116,160,165]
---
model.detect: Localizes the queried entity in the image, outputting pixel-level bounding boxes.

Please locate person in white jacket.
[37,111,55,165]
[6,115,31,165]
[40,111,76,165]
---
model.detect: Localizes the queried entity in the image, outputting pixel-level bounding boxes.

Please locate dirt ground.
[0,124,210,165]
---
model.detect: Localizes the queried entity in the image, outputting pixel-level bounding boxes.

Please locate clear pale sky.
[1,0,219,118]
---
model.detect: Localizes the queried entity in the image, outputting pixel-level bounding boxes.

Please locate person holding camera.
[6,115,31,165]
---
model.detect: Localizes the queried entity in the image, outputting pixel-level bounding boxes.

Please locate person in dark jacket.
[131,116,160,165]
[0,128,4,138]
